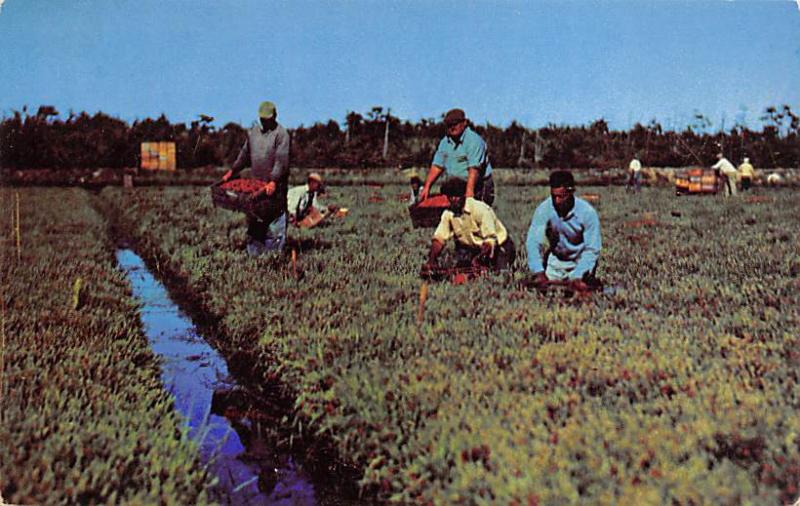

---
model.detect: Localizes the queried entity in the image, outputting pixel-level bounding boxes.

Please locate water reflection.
[116,249,316,505]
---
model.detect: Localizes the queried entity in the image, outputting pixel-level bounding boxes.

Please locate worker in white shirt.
[287,172,326,224]
[712,153,738,196]
[627,155,642,193]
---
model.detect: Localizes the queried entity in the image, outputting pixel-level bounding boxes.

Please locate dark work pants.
[445,174,495,206]
[455,237,516,271]
[473,175,495,206]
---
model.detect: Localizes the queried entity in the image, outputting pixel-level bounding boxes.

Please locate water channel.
[116,249,348,505]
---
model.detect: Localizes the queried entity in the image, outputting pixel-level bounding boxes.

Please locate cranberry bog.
[3,182,800,504]
[1,188,211,504]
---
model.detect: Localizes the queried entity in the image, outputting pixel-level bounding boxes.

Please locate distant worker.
[421,179,515,275]
[223,101,291,255]
[408,172,423,206]
[627,155,642,192]
[712,152,738,196]
[526,170,602,291]
[288,172,326,224]
[418,108,494,205]
[767,172,783,186]
[738,157,755,191]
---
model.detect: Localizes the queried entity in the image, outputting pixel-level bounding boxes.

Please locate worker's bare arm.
[420,165,444,201]
[465,167,480,199]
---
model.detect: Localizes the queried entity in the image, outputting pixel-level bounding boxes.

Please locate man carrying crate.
[418,108,495,205]
[222,101,291,255]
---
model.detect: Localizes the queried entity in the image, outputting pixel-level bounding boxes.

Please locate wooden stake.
[291,249,298,279]
[15,191,20,261]
[416,281,429,326]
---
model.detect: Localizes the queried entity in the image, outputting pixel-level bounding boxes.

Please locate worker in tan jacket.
[712,153,738,196]
[421,178,515,275]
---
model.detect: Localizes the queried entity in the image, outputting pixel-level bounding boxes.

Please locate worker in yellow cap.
[287,172,327,224]
[223,101,291,255]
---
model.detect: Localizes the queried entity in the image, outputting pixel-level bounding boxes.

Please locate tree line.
[1,105,797,171]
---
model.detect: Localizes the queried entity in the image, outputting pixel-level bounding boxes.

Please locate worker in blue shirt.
[526,170,602,291]
[418,108,494,205]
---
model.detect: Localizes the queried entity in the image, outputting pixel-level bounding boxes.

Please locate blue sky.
[1,0,798,131]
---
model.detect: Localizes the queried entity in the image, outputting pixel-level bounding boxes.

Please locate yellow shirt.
[433,198,508,248]
[738,162,755,178]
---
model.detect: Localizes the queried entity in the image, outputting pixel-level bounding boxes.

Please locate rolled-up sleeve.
[433,211,454,243]
[465,136,487,172]
[475,203,498,246]
[526,203,549,273]
[571,209,601,279]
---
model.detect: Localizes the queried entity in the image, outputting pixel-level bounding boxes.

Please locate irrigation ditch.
[96,195,369,505]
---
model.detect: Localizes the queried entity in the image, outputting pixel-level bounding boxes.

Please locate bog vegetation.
[91,182,798,504]
[0,188,212,505]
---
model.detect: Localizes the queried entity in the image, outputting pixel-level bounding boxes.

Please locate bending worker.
[526,170,602,291]
[288,172,326,224]
[712,152,738,197]
[408,172,423,206]
[421,179,515,275]
[418,108,494,205]
[223,101,291,255]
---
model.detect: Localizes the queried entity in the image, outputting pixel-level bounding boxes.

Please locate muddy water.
[116,249,326,505]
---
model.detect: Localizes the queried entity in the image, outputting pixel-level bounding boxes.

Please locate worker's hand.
[480,241,495,259]
[419,185,431,202]
[420,260,437,277]
[221,169,233,183]
[569,278,590,292]
[262,181,277,196]
[532,272,549,288]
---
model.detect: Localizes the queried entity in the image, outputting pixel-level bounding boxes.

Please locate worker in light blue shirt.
[418,108,494,205]
[526,170,602,291]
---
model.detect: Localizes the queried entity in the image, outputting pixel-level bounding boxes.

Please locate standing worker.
[421,179,515,275]
[526,170,602,291]
[418,108,495,205]
[627,155,642,193]
[222,101,291,255]
[738,157,755,191]
[712,152,738,197]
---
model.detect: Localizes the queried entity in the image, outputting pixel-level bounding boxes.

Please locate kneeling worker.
[526,170,601,291]
[288,172,326,224]
[422,179,515,275]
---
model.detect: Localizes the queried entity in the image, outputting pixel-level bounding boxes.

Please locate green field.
[3,183,800,504]
[0,188,211,505]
